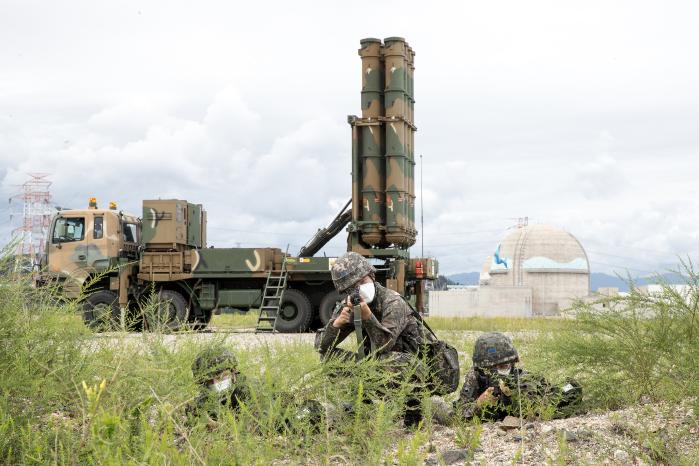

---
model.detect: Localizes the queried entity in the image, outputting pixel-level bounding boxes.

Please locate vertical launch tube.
[383,37,411,247]
[407,46,417,242]
[358,38,385,246]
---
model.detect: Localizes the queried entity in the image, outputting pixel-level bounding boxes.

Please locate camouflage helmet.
[331,252,376,292]
[192,348,239,385]
[472,332,519,368]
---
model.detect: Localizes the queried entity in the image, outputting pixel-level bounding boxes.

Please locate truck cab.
[40,199,140,298]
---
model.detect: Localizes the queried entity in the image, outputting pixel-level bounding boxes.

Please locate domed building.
[429,223,591,318]
[481,224,590,315]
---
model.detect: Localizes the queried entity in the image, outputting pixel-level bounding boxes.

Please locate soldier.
[448,332,582,423]
[186,347,251,425]
[187,347,324,432]
[316,252,442,427]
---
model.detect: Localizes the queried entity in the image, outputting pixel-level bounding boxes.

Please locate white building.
[429,224,591,317]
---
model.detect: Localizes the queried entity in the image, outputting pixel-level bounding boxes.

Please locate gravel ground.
[421,400,698,465]
[92,328,316,350]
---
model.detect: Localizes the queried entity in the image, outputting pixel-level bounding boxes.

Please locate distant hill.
[447,271,686,291]
[446,272,480,286]
[590,272,686,292]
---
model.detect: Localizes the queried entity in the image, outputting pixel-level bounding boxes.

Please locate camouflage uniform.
[453,333,582,422]
[186,348,325,432]
[186,348,251,424]
[316,252,439,426]
[317,282,435,360]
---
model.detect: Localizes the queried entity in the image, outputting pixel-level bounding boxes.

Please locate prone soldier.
[434,332,582,424]
[186,347,323,432]
[186,347,251,426]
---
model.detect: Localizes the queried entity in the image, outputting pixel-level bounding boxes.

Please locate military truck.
[36,37,438,332]
[38,197,435,332]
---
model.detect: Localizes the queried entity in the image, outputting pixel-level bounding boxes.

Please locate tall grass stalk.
[545,258,699,408]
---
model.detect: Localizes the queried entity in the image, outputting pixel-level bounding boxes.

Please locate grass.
[425,315,572,333]
[210,312,259,329]
[2,250,699,463]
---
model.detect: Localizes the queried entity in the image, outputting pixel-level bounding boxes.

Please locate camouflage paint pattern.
[42,208,139,297]
[329,251,376,292]
[383,37,412,247]
[407,46,416,237]
[472,332,520,368]
[358,38,385,246]
[318,281,437,359]
[194,248,278,274]
[142,199,205,250]
[351,38,417,250]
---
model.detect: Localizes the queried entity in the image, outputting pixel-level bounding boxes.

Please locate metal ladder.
[255,253,289,333]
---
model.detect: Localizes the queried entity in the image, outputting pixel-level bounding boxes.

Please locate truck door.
[87,214,107,269]
[48,215,89,278]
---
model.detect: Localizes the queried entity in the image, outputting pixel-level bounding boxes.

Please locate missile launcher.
[351,37,417,251]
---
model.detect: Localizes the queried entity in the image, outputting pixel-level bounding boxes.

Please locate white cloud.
[1,0,699,275]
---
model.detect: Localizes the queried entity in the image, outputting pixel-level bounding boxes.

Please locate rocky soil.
[422,400,698,465]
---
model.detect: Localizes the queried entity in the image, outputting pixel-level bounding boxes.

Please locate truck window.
[94,217,104,239]
[123,223,138,243]
[52,217,85,243]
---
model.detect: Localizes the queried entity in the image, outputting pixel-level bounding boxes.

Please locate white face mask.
[358,282,376,304]
[496,367,512,376]
[210,377,232,393]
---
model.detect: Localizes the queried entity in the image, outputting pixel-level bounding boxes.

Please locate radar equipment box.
[142,199,207,250]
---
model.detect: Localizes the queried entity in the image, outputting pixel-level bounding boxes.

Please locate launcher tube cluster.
[351,37,417,249]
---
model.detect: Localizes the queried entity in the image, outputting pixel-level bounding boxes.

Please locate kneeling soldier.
[316,252,448,427]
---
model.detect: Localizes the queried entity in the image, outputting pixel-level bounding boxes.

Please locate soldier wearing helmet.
[316,252,439,427]
[454,332,521,421]
[187,347,326,431]
[447,332,582,422]
[186,347,251,424]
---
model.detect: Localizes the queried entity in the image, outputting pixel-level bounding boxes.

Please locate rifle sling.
[353,303,365,359]
[401,297,439,341]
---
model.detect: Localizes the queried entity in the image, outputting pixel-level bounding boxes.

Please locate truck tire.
[274,289,313,333]
[147,289,189,332]
[192,308,213,331]
[82,290,120,331]
[319,290,341,326]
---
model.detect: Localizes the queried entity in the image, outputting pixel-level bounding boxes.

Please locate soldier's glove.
[498,379,512,397]
[476,386,496,407]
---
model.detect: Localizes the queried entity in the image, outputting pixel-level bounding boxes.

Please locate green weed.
[543,258,699,409]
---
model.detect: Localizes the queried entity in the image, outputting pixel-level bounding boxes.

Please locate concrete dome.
[486,224,590,315]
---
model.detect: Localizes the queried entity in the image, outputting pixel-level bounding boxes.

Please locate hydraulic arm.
[298,199,352,257]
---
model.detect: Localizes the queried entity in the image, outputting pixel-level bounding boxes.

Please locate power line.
[421,228,504,237]
[208,226,314,237]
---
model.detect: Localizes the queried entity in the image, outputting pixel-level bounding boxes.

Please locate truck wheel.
[319,290,341,326]
[82,290,120,331]
[147,289,189,331]
[274,289,313,333]
[192,308,213,331]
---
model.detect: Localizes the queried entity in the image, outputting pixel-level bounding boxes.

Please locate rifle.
[350,289,365,359]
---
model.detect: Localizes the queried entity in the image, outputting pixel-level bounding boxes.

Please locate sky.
[1,0,698,276]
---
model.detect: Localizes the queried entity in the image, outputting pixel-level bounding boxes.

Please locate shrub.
[545,258,699,408]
